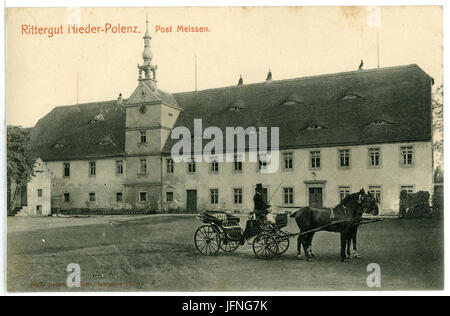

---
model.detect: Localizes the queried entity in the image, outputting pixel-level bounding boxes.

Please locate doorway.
[186,190,197,213]
[309,187,323,208]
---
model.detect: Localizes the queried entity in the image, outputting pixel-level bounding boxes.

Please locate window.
[400,185,414,194]
[97,139,112,146]
[369,148,380,167]
[311,151,321,169]
[283,153,293,170]
[89,193,96,202]
[401,146,414,166]
[116,160,123,174]
[339,94,362,100]
[116,192,123,202]
[167,159,174,174]
[227,105,243,112]
[139,159,147,174]
[210,161,219,173]
[89,161,96,176]
[234,155,242,172]
[283,187,294,204]
[306,125,325,130]
[234,188,243,204]
[139,192,147,202]
[368,186,382,203]
[63,162,70,177]
[188,160,196,173]
[282,100,301,106]
[210,189,219,204]
[369,120,389,126]
[339,150,350,168]
[258,157,268,171]
[37,189,43,197]
[140,130,147,144]
[64,193,70,202]
[166,192,174,202]
[339,186,351,201]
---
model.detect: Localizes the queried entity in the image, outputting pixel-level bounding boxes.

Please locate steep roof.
[30,64,432,161]
[30,100,127,161]
[163,64,432,153]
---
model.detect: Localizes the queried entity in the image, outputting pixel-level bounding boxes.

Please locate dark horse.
[290,189,379,262]
[345,193,379,259]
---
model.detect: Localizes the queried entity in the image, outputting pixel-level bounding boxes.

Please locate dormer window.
[306,125,325,130]
[281,94,303,106]
[97,140,112,146]
[227,105,243,112]
[282,100,301,106]
[52,143,64,148]
[95,114,104,121]
[89,114,105,124]
[338,94,363,100]
[368,120,392,126]
[227,99,245,112]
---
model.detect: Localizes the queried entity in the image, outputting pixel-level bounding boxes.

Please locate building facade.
[29,20,434,215]
[14,158,52,216]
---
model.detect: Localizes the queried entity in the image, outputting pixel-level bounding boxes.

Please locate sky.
[6,6,443,127]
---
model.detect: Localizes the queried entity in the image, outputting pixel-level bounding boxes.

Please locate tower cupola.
[137,16,158,89]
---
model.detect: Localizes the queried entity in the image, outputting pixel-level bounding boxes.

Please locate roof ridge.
[173,64,421,96]
[54,99,128,110]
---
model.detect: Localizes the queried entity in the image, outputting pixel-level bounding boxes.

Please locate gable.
[127,80,180,108]
[127,81,162,105]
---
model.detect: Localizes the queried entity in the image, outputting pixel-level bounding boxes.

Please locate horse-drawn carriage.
[194,190,381,261]
[194,210,290,259]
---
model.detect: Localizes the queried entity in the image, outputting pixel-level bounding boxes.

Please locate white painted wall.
[46,158,128,210]
[163,141,433,215]
[42,141,432,215]
[26,159,52,216]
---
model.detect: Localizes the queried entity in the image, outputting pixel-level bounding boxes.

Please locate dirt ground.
[7,215,443,292]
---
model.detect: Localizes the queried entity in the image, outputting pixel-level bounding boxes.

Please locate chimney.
[358,59,364,71]
[266,69,272,82]
[237,75,243,86]
[117,93,123,105]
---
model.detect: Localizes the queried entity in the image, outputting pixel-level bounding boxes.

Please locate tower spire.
[138,15,157,87]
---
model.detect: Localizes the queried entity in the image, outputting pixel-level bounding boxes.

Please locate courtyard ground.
[7,215,443,292]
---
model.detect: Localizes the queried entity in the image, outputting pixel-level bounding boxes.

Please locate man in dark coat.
[240,184,269,244]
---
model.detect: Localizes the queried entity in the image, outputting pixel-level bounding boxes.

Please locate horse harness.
[329,205,348,219]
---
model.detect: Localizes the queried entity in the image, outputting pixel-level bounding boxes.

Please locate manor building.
[29,20,434,215]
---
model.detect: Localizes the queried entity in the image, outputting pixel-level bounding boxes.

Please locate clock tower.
[124,17,182,210]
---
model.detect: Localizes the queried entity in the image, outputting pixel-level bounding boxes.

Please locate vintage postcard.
[5,5,444,295]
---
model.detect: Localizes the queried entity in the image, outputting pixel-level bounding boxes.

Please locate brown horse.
[290,189,378,262]
[345,192,379,259]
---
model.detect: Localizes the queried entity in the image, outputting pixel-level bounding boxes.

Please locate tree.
[7,126,35,212]
[432,84,443,183]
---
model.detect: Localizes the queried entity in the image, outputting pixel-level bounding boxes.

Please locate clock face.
[139,104,147,114]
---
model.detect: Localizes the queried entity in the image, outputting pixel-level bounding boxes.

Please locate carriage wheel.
[219,239,240,252]
[194,225,221,256]
[276,234,290,255]
[252,233,279,259]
